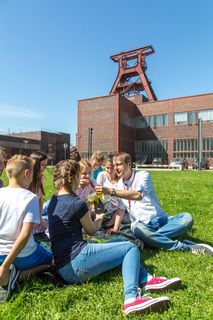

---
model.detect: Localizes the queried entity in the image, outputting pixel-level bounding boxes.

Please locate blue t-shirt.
[92,166,103,180]
[48,194,88,269]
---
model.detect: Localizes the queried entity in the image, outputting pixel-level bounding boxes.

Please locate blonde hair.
[79,158,92,171]
[6,155,34,179]
[54,159,80,193]
[91,151,104,164]
[104,154,114,166]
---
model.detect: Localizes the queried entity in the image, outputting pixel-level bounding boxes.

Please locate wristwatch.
[110,188,117,197]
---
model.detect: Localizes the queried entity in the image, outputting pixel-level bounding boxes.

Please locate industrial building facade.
[77,46,213,166]
[0,131,70,164]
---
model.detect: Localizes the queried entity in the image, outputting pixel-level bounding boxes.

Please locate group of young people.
[0,148,212,316]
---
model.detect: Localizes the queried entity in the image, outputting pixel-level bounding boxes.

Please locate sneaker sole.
[124,297,170,315]
[0,287,9,304]
[144,278,181,293]
[0,266,19,303]
[10,267,20,290]
[197,243,213,256]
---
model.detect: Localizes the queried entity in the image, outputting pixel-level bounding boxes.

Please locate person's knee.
[125,241,137,250]
[182,212,194,228]
[133,224,151,240]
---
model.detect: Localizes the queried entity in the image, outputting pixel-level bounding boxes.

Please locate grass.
[0,169,213,319]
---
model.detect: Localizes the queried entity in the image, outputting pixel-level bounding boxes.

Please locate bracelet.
[110,188,117,197]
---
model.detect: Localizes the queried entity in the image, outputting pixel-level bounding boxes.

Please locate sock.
[124,297,137,304]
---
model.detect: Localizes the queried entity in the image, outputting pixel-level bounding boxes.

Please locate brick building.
[0,134,40,159]
[77,92,213,166]
[77,46,213,166]
[0,130,70,164]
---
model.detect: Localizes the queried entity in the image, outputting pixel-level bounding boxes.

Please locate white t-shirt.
[117,170,168,225]
[97,171,125,213]
[0,187,40,257]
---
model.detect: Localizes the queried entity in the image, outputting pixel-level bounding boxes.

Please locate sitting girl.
[47,159,181,316]
[97,155,127,233]
[76,159,96,201]
[29,151,48,236]
[91,151,104,180]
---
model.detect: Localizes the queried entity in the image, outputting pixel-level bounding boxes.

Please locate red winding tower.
[110,45,157,101]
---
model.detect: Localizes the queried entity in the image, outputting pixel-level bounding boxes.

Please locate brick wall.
[77,95,118,156]
[77,92,213,165]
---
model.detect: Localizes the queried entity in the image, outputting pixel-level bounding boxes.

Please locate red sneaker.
[142,276,181,293]
[124,296,170,315]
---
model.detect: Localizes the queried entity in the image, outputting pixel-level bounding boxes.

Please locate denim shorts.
[0,244,53,270]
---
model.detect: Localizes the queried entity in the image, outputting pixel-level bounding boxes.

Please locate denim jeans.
[58,240,150,301]
[132,212,194,251]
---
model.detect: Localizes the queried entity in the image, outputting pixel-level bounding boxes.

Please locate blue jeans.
[132,212,194,251]
[58,241,150,301]
[0,244,52,270]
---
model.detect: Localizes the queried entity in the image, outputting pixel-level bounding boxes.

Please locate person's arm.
[39,197,47,226]
[106,209,125,234]
[95,186,142,200]
[80,211,105,236]
[0,222,34,286]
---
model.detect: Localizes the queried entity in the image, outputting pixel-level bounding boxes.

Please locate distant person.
[29,151,48,237]
[95,152,213,256]
[91,151,104,180]
[0,155,52,303]
[0,148,6,188]
[48,159,181,316]
[70,146,81,162]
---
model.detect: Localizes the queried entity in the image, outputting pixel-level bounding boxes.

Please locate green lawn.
[0,169,213,320]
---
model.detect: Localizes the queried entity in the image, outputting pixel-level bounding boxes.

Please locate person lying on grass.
[0,155,53,303]
[47,159,182,316]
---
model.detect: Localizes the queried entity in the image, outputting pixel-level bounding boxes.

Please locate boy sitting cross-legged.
[0,155,53,303]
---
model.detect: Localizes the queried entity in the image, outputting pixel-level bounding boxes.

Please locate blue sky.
[0,0,212,144]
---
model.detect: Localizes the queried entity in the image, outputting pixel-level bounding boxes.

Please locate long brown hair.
[29,151,47,195]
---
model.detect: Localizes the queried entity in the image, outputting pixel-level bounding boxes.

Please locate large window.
[120,111,134,128]
[198,109,213,122]
[174,109,213,125]
[135,114,168,128]
[174,112,187,125]
[135,139,168,160]
[173,137,213,158]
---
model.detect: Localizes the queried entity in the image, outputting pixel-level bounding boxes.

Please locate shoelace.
[191,248,205,255]
[137,288,149,298]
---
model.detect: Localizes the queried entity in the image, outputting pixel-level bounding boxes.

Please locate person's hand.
[0,265,10,287]
[95,186,110,195]
[94,213,105,222]
[79,177,90,189]
[40,218,48,227]
[106,228,118,235]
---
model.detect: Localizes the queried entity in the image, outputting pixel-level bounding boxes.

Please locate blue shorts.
[0,244,53,270]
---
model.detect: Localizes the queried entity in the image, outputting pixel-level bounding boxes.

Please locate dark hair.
[70,146,81,162]
[70,151,81,162]
[29,151,47,195]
